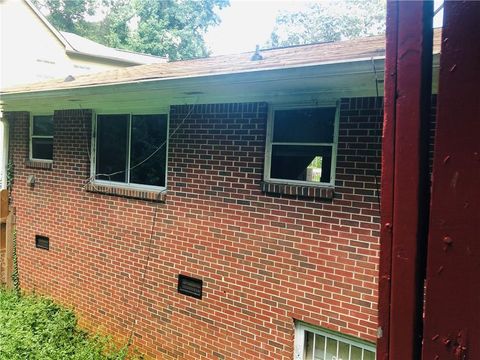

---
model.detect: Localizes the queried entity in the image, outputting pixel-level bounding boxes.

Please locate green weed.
[0,289,142,360]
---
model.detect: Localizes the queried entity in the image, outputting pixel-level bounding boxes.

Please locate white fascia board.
[1,57,385,99]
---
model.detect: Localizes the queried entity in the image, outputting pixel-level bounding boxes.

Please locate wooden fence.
[0,188,13,288]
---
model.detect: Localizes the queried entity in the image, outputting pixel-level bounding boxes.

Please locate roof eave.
[65,49,143,66]
[1,55,388,98]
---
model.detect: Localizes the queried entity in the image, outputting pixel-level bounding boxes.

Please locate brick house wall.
[7,97,382,359]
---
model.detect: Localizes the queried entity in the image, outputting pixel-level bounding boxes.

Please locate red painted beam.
[377,1,398,358]
[378,1,433,359]
[422,2,480,359]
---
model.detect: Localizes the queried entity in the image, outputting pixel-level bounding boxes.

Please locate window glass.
[304,331,315,360]
[94,113,168,188]
[32,115,53,136]
[350,346,363,359]
[326,338,338,360]
[267,106,337,185]
[271,145,332,183]
[31,138,53,160]
[338,342,350,359]
[314,334,326,359]
[273,107,336,143]
[295,323,376,360]
[96,114,128,182]
[130,114,168,187]
[31,115,53,160]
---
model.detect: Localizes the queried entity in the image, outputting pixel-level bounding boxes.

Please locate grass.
[0,289,142,360]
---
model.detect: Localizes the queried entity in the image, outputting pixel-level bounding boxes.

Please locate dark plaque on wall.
[178,274,203,299]
[35,235,49,250]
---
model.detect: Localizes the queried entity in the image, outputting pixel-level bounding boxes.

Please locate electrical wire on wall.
[122,192,161,358]
[76,102,197,357]
[82,103,195,188]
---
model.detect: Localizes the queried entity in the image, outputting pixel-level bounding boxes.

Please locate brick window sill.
[260,181,334,200]
[25,160,53,170]
[84,182,167,202]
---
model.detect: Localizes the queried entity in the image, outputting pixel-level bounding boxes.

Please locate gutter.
[1,55,388,98]
[65,49,145,66]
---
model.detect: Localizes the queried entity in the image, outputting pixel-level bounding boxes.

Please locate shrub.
[0,289,141,360]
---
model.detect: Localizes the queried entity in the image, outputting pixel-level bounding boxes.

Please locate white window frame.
[90,112,170,191]
[264,103,340,187]
[30,114,54,162]
[294,322,376,360]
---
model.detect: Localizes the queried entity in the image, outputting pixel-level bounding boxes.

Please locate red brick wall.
[8,98,382,359]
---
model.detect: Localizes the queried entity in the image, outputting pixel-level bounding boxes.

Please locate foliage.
[130,0,229,60]
[0,289,142,360]
[6,160,14,190]
[33,0,98,33]
[11,228,20,298]
[32,0,229,60]
[268,0,386,48]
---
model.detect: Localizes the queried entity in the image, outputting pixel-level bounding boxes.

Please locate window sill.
[25,159,53,170]
[84,182,167,202]
[260,181,334,200]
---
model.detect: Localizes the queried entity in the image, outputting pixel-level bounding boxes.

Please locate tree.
[32,0,229,60]
[268,0,386,48]
[130,0,229,60]
[32,0,98,34]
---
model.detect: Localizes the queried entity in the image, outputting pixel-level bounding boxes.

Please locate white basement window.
[30,115,53,161]
[92,113,169,189]
[294,322,376,360]
[264,105,339,187]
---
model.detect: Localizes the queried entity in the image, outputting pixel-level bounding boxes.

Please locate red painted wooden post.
[377,1,398,358]
[422,2,480,359]
[378,1,433,359]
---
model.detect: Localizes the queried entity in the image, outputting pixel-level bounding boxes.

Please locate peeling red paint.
[378,1,433,359]
[422,2,480,359]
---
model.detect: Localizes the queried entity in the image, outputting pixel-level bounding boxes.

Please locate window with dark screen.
[94,113,168,188]
[265,106,338,186]
[30,115,53,161]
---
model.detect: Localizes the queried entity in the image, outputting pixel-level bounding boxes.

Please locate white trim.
[90,179,166,193]
[293,322,376,360]
[331,100,341,187]
[263,103,340,187]
[30,114,54,162]
[91,112,169,191]
[1,119,9,189]
[2,57,388,97]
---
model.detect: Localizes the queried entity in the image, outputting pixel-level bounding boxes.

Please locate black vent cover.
[35,235,49,250]
[178,274,202,299]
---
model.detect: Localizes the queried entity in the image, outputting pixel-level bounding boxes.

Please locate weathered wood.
[422,2,480,359]
[379,1,433,359]
[4,212,13,289]
[0,189,8,222]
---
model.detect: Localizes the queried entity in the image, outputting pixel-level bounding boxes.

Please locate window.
[265,106,338,186]
[294,322,376,360]
[30,115,53,161]
[93,113,168,189]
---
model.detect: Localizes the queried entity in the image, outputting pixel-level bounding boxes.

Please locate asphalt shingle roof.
[2,29,442,95]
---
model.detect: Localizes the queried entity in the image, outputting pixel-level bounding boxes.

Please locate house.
[0,30,441,359]
[0,0,165,187]
[0,0,166,89]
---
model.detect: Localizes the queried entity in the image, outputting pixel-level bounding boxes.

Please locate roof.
[60,32,166,65]
[24,0,165,66]
[2,28,442,95]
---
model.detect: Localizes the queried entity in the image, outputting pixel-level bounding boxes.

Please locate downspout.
[0,109,8,190]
